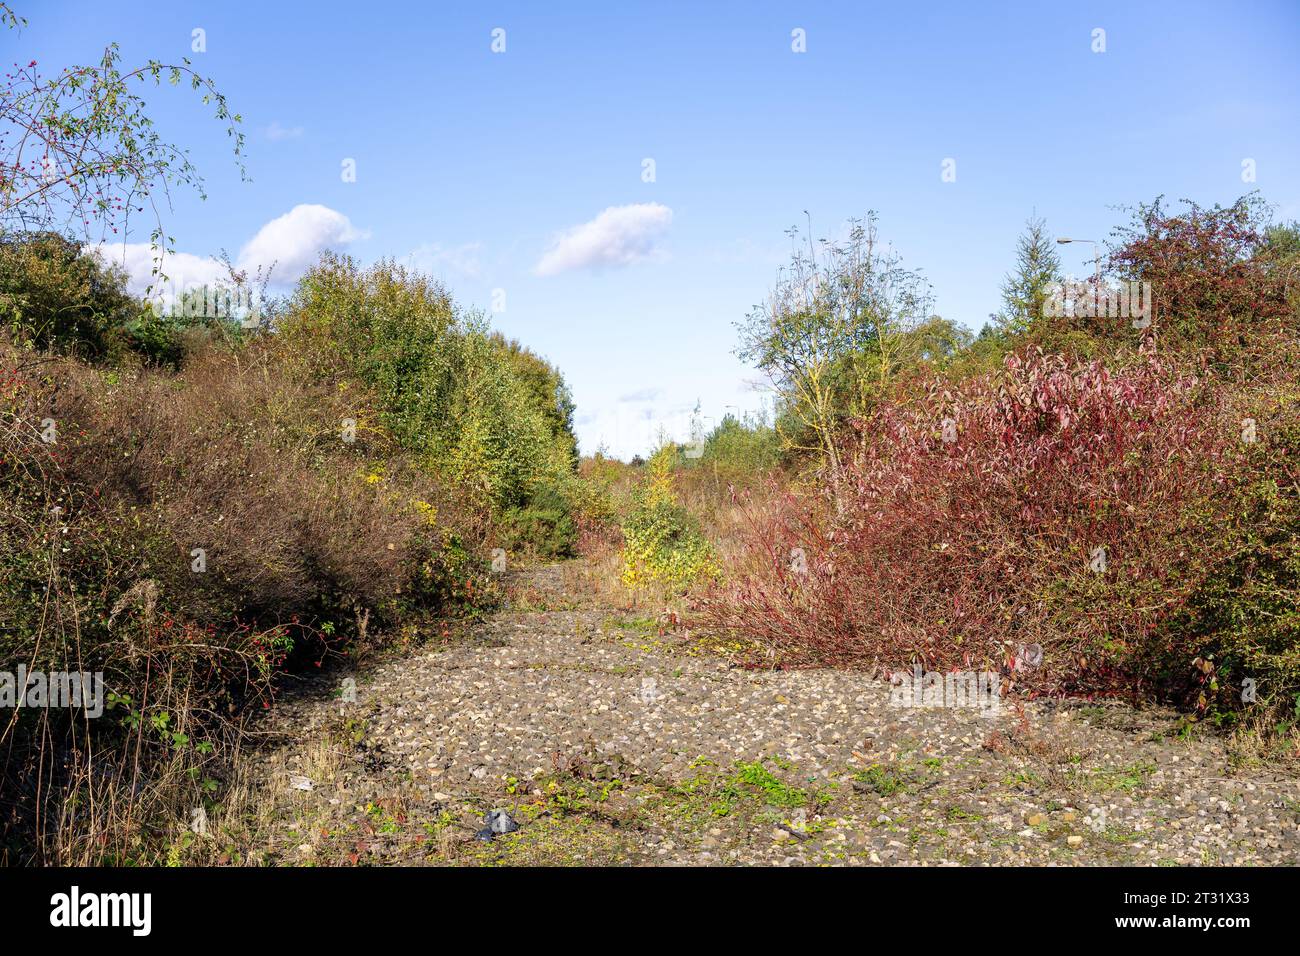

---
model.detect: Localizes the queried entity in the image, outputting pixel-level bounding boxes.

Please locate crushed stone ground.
[238,563,1300,866]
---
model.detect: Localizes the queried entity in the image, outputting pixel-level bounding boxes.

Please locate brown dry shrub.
[0,335,484,863]
[56,343,447,622]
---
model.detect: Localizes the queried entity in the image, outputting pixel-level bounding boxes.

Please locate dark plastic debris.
[476,809,520,841]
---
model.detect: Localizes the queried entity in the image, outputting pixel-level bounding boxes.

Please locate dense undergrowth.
[0,237,579,863]
[5,74,1300,867]
[698,342,1300,710]
[6,192,1298,863]
[684,196,1300,740]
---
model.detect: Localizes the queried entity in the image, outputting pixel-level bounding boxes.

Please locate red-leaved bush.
[699,344,1300,706]
[1029,195,1296,362]
[1108,195,1291,334]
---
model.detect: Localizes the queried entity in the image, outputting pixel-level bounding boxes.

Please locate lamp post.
[1056,237,1102,288]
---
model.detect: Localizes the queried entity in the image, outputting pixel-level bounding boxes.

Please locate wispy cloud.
[534,203,672,277]
[264,120,304,141]
[405,241,485,281]
[618,387,663,403]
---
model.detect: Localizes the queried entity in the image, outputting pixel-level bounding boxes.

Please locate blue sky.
[10,0,1300,457]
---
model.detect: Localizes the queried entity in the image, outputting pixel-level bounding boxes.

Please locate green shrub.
[1162,401,1300,718]
[499,481,578,559]
[694,412,782,483]
[0,232,141,359]
[621,447,719,591]
[279,254,577,515]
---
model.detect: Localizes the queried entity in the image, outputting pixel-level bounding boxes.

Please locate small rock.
[1067,835,1084,847]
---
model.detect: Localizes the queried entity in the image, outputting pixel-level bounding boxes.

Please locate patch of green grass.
[463,812,636,867]
[364,802,401,835]
[422,810,457,837]
[733,760,808,808]
[605,614,659,634]
[852,764,908,796]
[539,773,624,812]
[1002,769,1046,789]
[1080,761,1157,793]
[1097,824,1141,845]
[664,756,820,820]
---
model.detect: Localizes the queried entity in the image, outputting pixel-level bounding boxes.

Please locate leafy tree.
[0,3,244,271]
[491,333,579,471]
[736,212,932,490]
[1262,221,1300,259]
[697,410,781,483]
[1261,220,1300,318]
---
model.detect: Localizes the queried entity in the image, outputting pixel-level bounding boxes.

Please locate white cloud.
[93,204,366,299]
[92,245,227,296]
[264,120,305,141]
[534,203,672,277]
[238,204,367,281]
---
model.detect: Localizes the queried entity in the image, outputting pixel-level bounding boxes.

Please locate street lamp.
[1056,237,1102,287]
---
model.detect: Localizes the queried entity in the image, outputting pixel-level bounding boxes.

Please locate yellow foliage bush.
[620,447,720,591]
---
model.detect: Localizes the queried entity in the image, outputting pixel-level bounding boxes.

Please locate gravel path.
[242,562,1300,866]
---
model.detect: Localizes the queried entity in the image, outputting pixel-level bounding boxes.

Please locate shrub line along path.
[242,562,1300,866]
